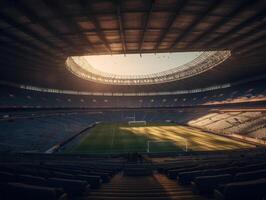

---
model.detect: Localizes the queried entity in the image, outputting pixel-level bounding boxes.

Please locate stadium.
[0,0,266,199]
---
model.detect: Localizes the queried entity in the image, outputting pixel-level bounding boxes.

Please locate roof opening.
[82,52,202,76]
[66,51,231,85]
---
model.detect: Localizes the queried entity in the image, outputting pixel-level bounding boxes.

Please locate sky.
[84,52,202,75]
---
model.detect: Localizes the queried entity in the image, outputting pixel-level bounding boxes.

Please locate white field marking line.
[146,126,188,152]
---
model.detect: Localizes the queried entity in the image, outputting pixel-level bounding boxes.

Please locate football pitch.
[66,122,254,154]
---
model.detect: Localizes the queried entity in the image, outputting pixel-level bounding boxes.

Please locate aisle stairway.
[86,172,208,200]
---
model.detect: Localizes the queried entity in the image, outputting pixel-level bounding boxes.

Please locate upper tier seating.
[0,78,265,109]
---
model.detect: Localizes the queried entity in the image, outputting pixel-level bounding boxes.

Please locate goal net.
[128,120,147,126]
[147,140,188,153]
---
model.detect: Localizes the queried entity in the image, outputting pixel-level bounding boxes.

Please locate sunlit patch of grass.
[67,122,254,153]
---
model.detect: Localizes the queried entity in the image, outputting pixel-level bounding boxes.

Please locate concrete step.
[90,191,192,197]
[85,172,208,200]
[85,195,206,200]
[97,188,190,192]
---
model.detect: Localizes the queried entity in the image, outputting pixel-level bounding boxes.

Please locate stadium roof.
[67,51,231,85]
[0,0,266,92]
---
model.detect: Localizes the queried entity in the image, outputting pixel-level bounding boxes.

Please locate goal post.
[128,120,147,126]
[147,139,188,153]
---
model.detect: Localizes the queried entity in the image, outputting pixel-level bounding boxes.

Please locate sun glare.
[83,52,202,75]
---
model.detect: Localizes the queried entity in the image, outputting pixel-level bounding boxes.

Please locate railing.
[17,82,231,96]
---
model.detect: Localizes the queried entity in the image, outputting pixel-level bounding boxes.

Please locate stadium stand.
[0,78,265,109]
[0,113,101,152]
[0,77,265,154]
[0,0,266,199]
[0,149,266,199]
[0,109,265,153]
[188,111,266,140]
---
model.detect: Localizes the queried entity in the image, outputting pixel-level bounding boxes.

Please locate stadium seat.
[178,167,237,185]
[192,174,233,194]
[0,182,67,200]
[124,167,153,176]
[52,171,76,179]
[47,178,90,196]
[238,162,266,173]
[75,175,102,189]
[168,162,231,180]
[234,169,266,182]
[214,178,266,200]
[0,171,16,183]
[87,171,110,182]
[17,174,47,186]
[0,0,266,199]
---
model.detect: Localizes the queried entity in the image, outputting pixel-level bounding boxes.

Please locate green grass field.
[66,122,254,154]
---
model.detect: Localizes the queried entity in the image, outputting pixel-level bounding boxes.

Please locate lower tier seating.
[0,149,266,199]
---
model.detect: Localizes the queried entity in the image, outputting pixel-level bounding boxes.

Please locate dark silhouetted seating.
[0,182,67,200]
[47,178,90,196]
[234,169,266,182]
[76,175,101,189]
[214,178,266,200]
[192,174,233,194]
[178,167,237,185]
[17,174,47,186]
[0,172,16,183]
